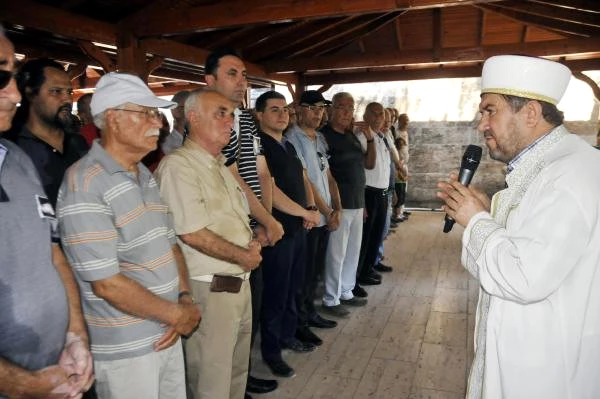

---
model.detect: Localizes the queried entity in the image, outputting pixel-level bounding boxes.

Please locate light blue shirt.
[285,125,332,227]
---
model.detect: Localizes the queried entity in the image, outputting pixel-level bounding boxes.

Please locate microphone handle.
[443,168,476,233]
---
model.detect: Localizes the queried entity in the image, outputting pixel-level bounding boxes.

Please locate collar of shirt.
[0,142,7,174]
[87,141,153,183]
[183,137,226,168]
[507,128,554,174]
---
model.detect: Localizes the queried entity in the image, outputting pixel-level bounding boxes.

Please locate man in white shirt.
[438,55,600,398]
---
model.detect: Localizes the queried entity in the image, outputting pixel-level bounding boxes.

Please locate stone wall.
[406,120,599,209]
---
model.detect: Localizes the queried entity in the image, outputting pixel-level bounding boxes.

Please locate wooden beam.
[432,8,442,62]
[530,0,600,14]
[0,0,116,44]
[142,38,296,84]
[477,8,486,46]
[77,40,116,72]
[394,18,403,51]
[264,37,600,73]
[303,58,600,85]
[66,63,87,81]
[244,21,313,53]
[134,0,504,37]
[573,71,600,102]
[474,4,600,37]
[499,0,600,27]
[145,56,165,81]
[116,29,147,78]
[251,16,358,61]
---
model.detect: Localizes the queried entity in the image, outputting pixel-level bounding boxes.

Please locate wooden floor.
[250,211,478,399]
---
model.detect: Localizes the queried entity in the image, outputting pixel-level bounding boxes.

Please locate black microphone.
[443,144,483,233]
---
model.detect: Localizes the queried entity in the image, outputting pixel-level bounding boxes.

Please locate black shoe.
[282,338,316,353]
[296,326,323,346]
[321,304,350,318]
[340,297,368,307]
[357,275,381,285]
[307,313,337,329]
[245,394,253,399]
[374,263,393,273]
[246,376,278,394]
[391,216,403,223]
[352,285,368,298]
[364,271,382,281]
[266,359,295,378]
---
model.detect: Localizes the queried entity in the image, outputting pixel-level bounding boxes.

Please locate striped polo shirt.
[222,108,263,200]
[57,142,179,361]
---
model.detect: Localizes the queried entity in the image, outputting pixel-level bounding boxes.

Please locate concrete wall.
[406,120,599,209]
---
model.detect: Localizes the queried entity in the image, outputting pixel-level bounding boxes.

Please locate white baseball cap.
[90,72,176,117]
[481,55,571,105]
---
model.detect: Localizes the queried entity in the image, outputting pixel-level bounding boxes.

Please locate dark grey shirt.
[320,124,366,209]
[0,139,69,380]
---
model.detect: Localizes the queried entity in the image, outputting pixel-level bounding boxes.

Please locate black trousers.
[260,230,306,362]
[297,226,330,326]
[357,187,388,279]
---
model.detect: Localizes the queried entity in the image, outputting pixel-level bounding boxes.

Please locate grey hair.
[93,111,107,130]
[184,88,216,123]
[332,92,354,106]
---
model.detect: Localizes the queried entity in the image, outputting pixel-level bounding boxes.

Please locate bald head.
[185,89,234,156]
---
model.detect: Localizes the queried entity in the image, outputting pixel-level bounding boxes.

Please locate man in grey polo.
[57,72,201,399]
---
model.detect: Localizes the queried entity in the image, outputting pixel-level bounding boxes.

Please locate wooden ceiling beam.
[77,40,116,72]
[0,0,116,44]
[142,38,297,85]
[432,8,442,62]
[499,0,600,27]
[530,0,600,14]
[394,18,404,51]
[265,37,600,73]
[243,20,313,54]
[308,12,403,58]
[134,0,504,37]
[303,58,600,85]
[251,16,358,61]
[474,4,600,37]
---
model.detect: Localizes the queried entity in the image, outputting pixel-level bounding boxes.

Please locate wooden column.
[116,28,147,79]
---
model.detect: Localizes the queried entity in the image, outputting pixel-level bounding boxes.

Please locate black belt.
[365,186,388,196]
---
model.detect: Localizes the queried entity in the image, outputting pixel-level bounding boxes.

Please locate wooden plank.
[266,37,600,73]
[0,0,116,44]
[499,0,600,26]
[134,0,505,37]
[530,0,600,14]
[475,3,600,37]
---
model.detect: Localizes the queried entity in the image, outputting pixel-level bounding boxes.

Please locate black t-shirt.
[320,123,366,209]
[14,128,89,206]
[259,131,306,236]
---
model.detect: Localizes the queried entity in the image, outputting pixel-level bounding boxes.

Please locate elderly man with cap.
[57,72,201,399]
[438,55,600,398]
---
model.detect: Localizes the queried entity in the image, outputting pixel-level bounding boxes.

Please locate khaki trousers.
[185,279,252,399]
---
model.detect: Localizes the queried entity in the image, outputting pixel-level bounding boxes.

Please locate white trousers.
[323,208,364,306]
[94,339,186,399]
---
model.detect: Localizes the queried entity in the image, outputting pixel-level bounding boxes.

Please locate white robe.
[462,125,600,399]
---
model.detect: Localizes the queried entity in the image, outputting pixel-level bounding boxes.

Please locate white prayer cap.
[481,55,571,105]
[91,72,176,117]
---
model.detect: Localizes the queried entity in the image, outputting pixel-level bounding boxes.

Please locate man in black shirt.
[321,92,373,316]
[12,58,88,206]
[255,91,320,379]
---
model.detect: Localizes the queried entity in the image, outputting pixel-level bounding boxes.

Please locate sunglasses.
[0,70,16,90]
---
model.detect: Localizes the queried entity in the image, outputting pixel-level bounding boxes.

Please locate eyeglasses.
[112,108,162,120]
[301,104,326,112]
[0,70,17,90]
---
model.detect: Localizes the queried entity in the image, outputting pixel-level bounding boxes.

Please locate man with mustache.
[57,72,201,399]
[12,58,88,206]
[438,55,600,398]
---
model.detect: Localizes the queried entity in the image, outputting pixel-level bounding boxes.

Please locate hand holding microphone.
[437,145,486,233]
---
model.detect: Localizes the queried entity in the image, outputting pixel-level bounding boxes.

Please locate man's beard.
[46,104,75,133]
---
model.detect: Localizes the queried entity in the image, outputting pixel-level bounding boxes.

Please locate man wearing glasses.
[11,58,88,207]
[285,90,343,346]
[57,72,201,399]
[0,28,94,398]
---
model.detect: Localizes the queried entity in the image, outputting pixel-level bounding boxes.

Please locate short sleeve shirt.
[320,124,366,209]
[155,139,253,278]
[0,139,69,373]
[57,142,179,361]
